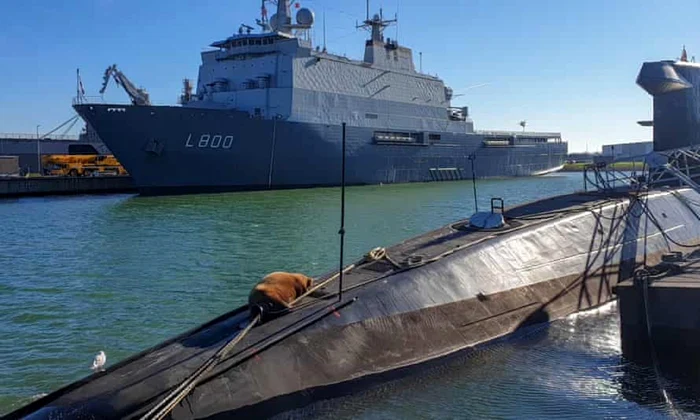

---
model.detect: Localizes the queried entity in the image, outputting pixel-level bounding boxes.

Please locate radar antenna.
[239,24,254,34]
[357,3,397,43]
[322,11,327,52]
[260,0,314,35]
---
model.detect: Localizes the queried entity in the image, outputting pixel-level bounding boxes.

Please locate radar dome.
[269,14,279,31]
[296,8,315,26]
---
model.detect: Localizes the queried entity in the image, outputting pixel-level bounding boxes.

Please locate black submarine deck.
[7,190,639,419]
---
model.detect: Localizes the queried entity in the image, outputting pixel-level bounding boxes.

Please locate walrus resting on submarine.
[9,183,700,419]
[248,271,317,319]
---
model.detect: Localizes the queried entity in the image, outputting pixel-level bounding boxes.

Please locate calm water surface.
[0,173,696,417]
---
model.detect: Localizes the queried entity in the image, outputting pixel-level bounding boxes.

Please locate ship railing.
[72,96,106,105]
[583,161,646,192]
[648,145,700,194]
[0,133,80,141]
[583,144,700,195]
[477,130,563,138]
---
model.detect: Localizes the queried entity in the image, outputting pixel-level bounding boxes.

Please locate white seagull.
[91,351,106,372]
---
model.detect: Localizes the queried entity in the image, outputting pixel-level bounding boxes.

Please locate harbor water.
[0,173,697,418]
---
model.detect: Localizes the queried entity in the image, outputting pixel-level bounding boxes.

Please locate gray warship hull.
[74,104,566,195]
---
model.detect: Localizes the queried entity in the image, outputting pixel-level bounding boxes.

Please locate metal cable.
[290,246,399,307]
[140,314,261,420]
[638,197,700,249]
[637,270,680,418]
[40,115,80,138]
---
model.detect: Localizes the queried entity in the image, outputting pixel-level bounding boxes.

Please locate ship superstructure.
[193,2,469,131]
[74,1,566,194]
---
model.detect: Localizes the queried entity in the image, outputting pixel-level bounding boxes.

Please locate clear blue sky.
[1,0,699,152]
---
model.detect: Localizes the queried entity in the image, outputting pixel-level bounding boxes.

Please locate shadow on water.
[274,324,555,420]
[619,358,700,416]
[515,306,552,344]
[276,302,700,419]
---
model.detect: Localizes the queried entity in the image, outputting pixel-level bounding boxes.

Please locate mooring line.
[637,269,680,418]
[140,314,261,420]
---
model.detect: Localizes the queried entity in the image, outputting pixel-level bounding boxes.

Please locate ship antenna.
[338,122,347,302]
[469,153,478,212]
[323,11,327,52]
[76,68,82,104]
[366,0,370,21]
[395,1,399,42]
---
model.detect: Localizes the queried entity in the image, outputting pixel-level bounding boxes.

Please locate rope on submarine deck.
[138,247,398,419]
[290,246,401,306]
[140,313,262,420]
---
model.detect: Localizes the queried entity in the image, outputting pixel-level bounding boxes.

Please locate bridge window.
[365,113,378,119]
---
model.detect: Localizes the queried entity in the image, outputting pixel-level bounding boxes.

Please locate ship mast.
[357,1,396,43]
[358,1,399,67]
[256,0,269,31]
[276,0,292,32]
[256,0,313,37]
[255,1,291,33]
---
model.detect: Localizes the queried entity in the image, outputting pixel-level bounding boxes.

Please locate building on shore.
[566,152,598,163]
[0,124,108,173]
[601,141,652,162]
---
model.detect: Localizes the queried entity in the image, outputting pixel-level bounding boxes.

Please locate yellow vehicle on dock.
[42,154,128,177]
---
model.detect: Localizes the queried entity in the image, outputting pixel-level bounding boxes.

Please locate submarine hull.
[10,188,700,419]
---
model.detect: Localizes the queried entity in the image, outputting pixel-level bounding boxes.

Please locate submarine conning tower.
[637,47,700,151]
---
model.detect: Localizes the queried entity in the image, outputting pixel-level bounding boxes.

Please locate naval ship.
[74,1,566,195]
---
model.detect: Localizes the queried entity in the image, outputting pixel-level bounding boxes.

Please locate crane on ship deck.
[99,64,151,106]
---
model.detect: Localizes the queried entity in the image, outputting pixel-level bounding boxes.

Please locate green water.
[0,174,691,418]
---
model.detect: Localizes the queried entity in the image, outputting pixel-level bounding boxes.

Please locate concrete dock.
[0,176,136,198]
[614,255,700,375]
